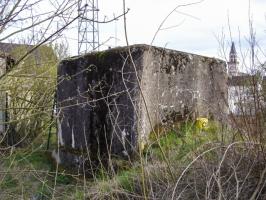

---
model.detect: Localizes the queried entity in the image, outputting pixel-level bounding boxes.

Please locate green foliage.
[0,174,18,189]
[73,189,85,200]
[5,150,52,170]
[116,168,138,192]
[0,44,58,146]
[96,167,110,181]
[150,120,221,160]
[83,120,223,199]
[1,117,261,199]
[35,182,52,200]
[96,51,107,61]
[56,174,74,185]
[0,147,85,199]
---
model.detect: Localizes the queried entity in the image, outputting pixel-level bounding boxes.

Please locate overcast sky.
[83,0,266,61]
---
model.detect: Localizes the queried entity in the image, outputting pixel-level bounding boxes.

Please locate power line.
[78,0,99,54]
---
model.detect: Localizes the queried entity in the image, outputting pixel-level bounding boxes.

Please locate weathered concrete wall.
[139,47,227,141]
[56,44,227,170]
[57,46,144,165]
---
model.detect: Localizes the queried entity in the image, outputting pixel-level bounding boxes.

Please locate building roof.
[0,42,38,63]
[0,42,34,55]
[230,42,237,55]
[0,43,16,54]
[0,42,57,66]
[228,75,262,86]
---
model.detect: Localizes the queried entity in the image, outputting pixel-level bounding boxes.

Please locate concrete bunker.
[56,44,227,171]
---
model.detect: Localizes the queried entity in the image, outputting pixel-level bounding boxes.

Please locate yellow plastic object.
[195,118,208,130]
[139,141,146,152]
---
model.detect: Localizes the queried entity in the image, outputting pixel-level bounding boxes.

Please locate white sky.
[4,0,265,63]
[87,0,266,61]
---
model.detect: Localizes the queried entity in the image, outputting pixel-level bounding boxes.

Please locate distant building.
[0,42,57,145]
[227,42,265,118]
[227,42,239,76]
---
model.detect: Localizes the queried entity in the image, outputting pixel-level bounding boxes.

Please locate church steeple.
[228,42,239,76]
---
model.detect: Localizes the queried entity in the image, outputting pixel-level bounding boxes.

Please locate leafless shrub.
[94,143,265,200]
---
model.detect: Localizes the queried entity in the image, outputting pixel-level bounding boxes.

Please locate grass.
[0,143,84,199]
[83,120,226,199]
[116,168,139,192]
[1,174,18,189]
[0,120,218,199]
[1,119,265,199]
[148,120,221,160]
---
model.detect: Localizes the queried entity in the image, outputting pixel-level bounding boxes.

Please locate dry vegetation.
[1,117,266,199]
[0,1,266,200]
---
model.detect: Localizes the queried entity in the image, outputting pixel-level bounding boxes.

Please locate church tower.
[227,42,239,76]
